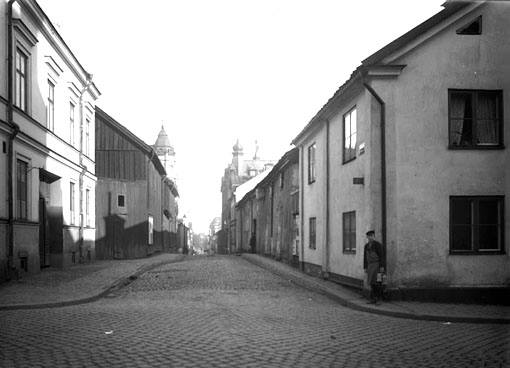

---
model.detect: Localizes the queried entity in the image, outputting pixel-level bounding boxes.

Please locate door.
[39,197,50,268]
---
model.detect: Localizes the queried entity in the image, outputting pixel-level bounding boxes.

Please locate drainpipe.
[299,146,305,271]
[362,81,387,263]
[324,118,330,277]
[78,75,93,262]
[6,0,21,276]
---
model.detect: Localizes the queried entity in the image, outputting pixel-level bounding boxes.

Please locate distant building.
[153,126,177,184]
[95,108,179,259]
[220,140,275,254]
[292,1,509,300]
[235,148,299,264]
[0,0,100,280]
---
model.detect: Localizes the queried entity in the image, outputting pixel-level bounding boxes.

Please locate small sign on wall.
[359,142,366,155]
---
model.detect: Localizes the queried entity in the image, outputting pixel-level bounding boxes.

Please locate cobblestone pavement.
[0,256,508,368]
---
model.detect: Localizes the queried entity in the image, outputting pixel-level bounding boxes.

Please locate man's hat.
[366,230,375,236]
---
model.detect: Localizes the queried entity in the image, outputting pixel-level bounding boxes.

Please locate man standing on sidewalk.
[363,230,385,304]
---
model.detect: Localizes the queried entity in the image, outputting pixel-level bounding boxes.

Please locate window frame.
[308,143,316,184]
[449,196,505,255]
[342,211,356,253]
[69,182,76,225]
[47,79,55,131]
[85,188,90,227]
[309,217,316,250]
[448,89,504,149]
[69,101,76,146]
[343,106,357,164]
[16,159,29,220]
[15,48,28,112]
[85,117,91,156]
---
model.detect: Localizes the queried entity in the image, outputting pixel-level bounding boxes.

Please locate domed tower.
[153,125,176,182]
[231,139,243,175]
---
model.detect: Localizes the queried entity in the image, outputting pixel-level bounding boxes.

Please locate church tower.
[153,126,176,183]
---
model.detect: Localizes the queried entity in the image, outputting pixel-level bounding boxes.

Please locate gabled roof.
[95,107,167,177]
[292,1,473,145]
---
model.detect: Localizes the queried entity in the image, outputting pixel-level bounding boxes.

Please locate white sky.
[38,0,444,233]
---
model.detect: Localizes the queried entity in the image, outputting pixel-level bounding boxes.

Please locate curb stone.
[0,255,185,311]
[242,254,510,325]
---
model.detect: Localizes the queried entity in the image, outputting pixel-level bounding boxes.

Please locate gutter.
[6,0,21,277]
[362,81,387,262]
[324,118,330,276]
[78,75,93,262]
[299,146,305,271]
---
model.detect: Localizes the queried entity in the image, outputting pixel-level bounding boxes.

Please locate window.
[16,160,28,219]
[343,211,356,253]
[308,143,316,183]
[456,16,482,35]
[85,118,91,156]
[118,194,125,207]
[69,102,75,146]
[309,217,316,249]
[15,48,28,111]
[449,90,503,148]
[85,189,90,227]
[70,182,76,225]
[343,107,357,163]
[280,171,284,189]
[450,196,504,254]
[47,80,55,131]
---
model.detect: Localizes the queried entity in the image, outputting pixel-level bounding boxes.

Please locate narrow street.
[0,256,508,368]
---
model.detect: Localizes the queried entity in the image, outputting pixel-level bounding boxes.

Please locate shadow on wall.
[95,214,178,260]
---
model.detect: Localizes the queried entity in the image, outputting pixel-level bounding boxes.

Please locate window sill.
[342,157,356,165]
[449,250,505,256]
[343,250,356,255]
[448,145,505,150]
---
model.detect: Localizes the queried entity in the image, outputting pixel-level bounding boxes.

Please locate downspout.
[299,146,305,271]
[362,81,387,262]
[6,0,20,275]
[324,118,330,277]
[78,75,93,262]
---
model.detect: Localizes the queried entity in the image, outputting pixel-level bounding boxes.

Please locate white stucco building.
[292,0,509,300]
[0,0,100,280]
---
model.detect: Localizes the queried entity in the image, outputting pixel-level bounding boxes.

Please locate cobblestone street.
[1,256,508,368]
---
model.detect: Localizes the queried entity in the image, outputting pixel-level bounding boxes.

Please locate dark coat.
[363,240,385,270]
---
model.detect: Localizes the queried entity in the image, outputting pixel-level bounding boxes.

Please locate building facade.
[292,1,509,297]
[0,0,100,280]
[235,148,299,265]
[95,108,179,259]
[220,140,274,254]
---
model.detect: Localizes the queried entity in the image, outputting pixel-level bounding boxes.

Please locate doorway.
[39,196,50,268]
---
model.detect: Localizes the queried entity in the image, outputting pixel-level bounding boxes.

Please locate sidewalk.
[242,254,510,324]
[0,253,184,310]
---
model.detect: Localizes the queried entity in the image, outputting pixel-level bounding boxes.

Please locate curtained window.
[449,90,502,148]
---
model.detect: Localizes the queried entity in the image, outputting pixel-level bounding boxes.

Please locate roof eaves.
[95,107,152,155]
[361,2,471,66]
[291,68,364,146]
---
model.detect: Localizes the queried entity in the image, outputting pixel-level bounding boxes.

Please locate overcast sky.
[38,0,444,233]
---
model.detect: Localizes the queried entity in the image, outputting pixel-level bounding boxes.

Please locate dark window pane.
[451,225,472,251]
[478,200,499,224]
[475,119,498,145]
[451,199,471,225]
[477,93,498,119]
[450,92,472,118]
[478,225,499,250]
